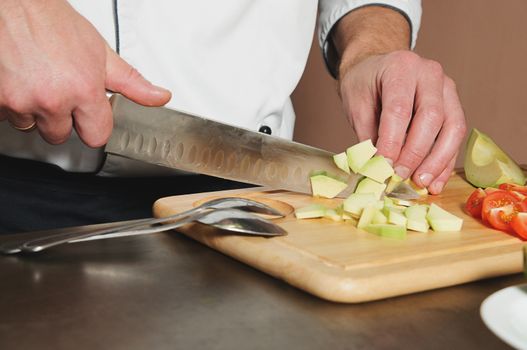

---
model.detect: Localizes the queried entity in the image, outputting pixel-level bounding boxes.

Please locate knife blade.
[106,95,361,198]
[386,182,421,200]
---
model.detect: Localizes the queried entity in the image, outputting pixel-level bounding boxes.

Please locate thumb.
[105,47,172,106]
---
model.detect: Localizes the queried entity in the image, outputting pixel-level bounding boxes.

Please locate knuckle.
[123,66,143,83]
[377,139,403,155]
[453,120,467,138]
[35,94,63,114]
[420,105,444,123]
[389,50,419,66]
[83,84,100,99]
[402,147,427,165]
[425,60,444,77]
[444,76,457,91]
[2,94,28,114]
[385,101,413,121]
[74,77,100,99]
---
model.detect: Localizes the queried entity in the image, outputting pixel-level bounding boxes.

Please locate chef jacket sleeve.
[318,0,422,78]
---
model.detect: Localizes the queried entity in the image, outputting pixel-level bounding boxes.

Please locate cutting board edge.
[170,224,524,303]
[152,177,526,304]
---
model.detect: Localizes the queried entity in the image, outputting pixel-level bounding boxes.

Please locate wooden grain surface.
[153,172,525,303]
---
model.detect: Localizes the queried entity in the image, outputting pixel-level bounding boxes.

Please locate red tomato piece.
[481,191,522,225]
[519,199,527,212]
[486,205,515,231]
[498,183,515,191]
[484,187,505,195]
[465,188,486,218]
[498,183,527,195]
[510,191,527,201]
[511,212,527,240]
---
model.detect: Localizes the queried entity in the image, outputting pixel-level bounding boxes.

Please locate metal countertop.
[0,226,523,350]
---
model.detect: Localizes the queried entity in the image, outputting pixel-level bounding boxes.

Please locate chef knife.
[106,95,418,199]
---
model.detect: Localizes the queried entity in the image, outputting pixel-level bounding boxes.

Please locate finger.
[375,73,416,168]
[427,154,457,194]
[72,93,112,148]
[6,110,36,130]
[105,47,171,106]
[72,92,113,147]
[36,111,73,144]
[394,60,445,184]
[343,89,380,143]
[412,77,466,188]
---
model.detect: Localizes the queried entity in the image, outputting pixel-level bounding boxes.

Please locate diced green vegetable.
[357,205,377,228]
[385,174,403,194]
[405,204,430,233]
[387,208,407,226]
[333,152,350,174]
[295,204,327,219]
[355,177,387,200]
[358,155,395,183]
[346,139,377,173]
[343,193,378,216]
[324,208,342,222]
[310,174,348,199]
[364,224,407,239]
[372,210,388,224]
[426,203,463,232]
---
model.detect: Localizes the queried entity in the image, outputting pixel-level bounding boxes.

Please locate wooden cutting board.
[153,172,525,303]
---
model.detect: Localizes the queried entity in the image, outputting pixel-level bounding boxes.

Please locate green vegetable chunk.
[333,152,350,174]
[364,224,407,239]
[355,177,387,200]
[358,155,394,183]
[386,208,407,226]
[343,193,378,216]
[464,128,526,188]
[405,204,430,233]
[346,139,377,173]
[372,210,388,224]
[357,205,377,228]
[426,203,463,232]
[295,204,327,219]
[310,173,348,199]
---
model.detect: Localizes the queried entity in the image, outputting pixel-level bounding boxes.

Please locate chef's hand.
[334,6,466,194]
[0,0,171,147]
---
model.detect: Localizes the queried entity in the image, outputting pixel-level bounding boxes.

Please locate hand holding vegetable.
[333,6,467,195]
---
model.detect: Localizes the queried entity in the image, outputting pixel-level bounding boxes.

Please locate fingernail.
[154,86,171,94]
[385,158,394,166]
[394,165,410,179]
[418,173,434,187]
[153,86,172,98]
[429,181,444,194]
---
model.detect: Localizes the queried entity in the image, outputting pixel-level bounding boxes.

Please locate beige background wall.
[292,0,527,166]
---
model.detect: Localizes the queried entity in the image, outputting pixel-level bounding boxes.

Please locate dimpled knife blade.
[105,95,361,197]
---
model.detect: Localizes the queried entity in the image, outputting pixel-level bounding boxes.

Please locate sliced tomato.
[498,183,516,191]
[484,187,505,195]
[498,183,527,195]
[511,191,527,201]
[486,205,516,231]
[510,212,527,240]
[481,191,522,225]
[465,188,486,218]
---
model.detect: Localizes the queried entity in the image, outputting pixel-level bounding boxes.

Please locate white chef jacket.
[0,0,421,176]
